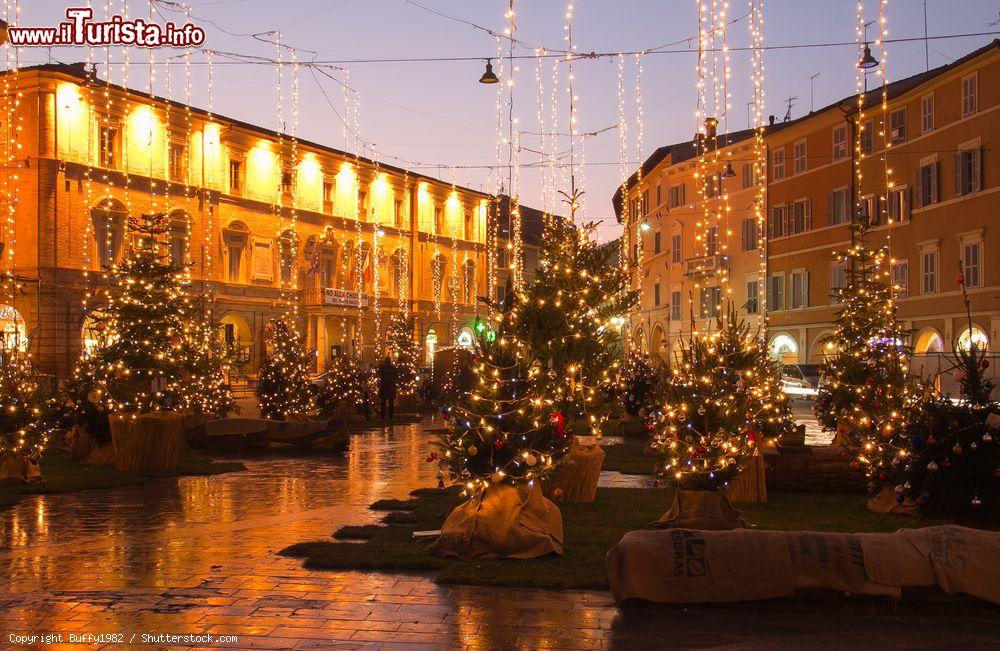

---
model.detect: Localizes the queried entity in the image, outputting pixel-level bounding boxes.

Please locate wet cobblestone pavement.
[3,418,999,649]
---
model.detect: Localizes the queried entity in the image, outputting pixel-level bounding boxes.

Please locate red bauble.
[494,439,503,450]
[956,274,965,285]
[849,460,861,469]
[442,411,451,421]
[981,359,990,369]
[866,378,875,388]
[550,411,565,437]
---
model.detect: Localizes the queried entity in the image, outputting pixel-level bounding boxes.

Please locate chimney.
[768,114,776,126]
[704,117,718,140]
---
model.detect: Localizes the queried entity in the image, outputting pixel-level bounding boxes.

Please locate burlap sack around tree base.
[110,412,184,472]
[432,482,564,559]
[653,489,748,530]
[866,484,919,517]
[542,438,605,503]
[0,455,42,484]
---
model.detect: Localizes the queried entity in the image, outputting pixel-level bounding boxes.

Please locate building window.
[99,126,119,168]
[706,226,719,256]
[434,206,443,234]
[281,169,293,195]
[229,159,243,195]
[790,198,811,235]
[741,163,753,189]
[705,173,720,199]
[671,234,682,264]
[961,73,977,117]
[772,149,785,180]
[742,218,758,252]
[889,108,906,144]
[962,241,981,289]
[701,286,722,319]
[463,260,476,304]
[860,119,873,155]
[860,195,879,226]
[768,205,786,238]
[921,250,937,294]
[955,146,981,197]
[791,270,809,309]
[228,244,244,282]
[278,234,296,288]
[251,238,273,281]
[830,262,847,304]
[917,160,939,206]
[668,184,685,208]
[829,187,849,225]
[653,231,661,255]
[642,189,650,215]
[921,94,934,133]
[168,142,187,182]
[793,139,807,174]
[888,187,909,222]
[746,279,759,315]
[892,260,909,298]
[767,274,785,311]
[655,183,662,207]
[670,289,682,321]
[654,282,661,307]
[832,125,848,161]
[92,205,125,269]
[323,181,334,213]
[396,199,406,229]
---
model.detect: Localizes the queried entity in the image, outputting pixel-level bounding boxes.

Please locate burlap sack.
[869,526,1000,605]
[0,455,42,484]
[786,531,901,597]
[432,482,563,559]
[607,528,794,603]
[542,439,605,503]
[866,484,919,516]
[653,489,748,530]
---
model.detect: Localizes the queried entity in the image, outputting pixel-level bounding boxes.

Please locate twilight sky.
[18,1,1000,240]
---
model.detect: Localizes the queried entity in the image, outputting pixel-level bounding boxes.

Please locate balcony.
[684,254,727,278]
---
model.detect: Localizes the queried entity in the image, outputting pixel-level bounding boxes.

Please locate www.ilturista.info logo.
[3,8,205,48]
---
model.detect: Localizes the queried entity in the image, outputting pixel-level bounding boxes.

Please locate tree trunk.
[543,438,605,503]
[110,412,184,472]
[727,450,767,503]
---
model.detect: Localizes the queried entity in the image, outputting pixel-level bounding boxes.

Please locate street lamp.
[479,59,499,84]
[858,43,879,70]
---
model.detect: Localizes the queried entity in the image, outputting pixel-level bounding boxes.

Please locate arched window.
[914,328,944,354]
[463,259,476,304]
[308,229,339,290]
[464,209,474,240]
[769,333,799,364]
[168,209,191,268]
[0,304,27,351]
[278,230,299,289]
[957,326,989,352]
[357,242,373,293]
[91,198,127,270]
[425,327,438,365]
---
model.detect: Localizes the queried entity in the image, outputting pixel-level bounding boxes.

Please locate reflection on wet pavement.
[2,417,996,649]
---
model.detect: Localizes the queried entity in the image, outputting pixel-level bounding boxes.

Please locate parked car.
[780,363,824,397]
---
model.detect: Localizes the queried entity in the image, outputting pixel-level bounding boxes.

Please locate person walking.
[376,355,397,420]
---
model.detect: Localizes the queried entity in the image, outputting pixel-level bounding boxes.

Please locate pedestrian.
[376,355,397,420]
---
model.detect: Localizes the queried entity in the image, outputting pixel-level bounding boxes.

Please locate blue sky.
[17,0,1000,239]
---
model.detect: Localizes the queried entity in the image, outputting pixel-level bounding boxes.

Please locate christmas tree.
[317,354,374,418]
[171,302,236,419]
[77,212,193,413]
[648,307,794,490]
[887,273,998,519]
[384,315,419,396]
[256,318,317,420]
[511,210,637,436]
[0,345,54,459]
[618,352,660,418]
[814,218,925,483]
[436,282,567,495]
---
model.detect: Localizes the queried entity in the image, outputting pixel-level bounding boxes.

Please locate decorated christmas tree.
[814,218,926,484]
[0,345,54,459]
[317,354,374,418]
[77,212,193,413]
[436,282,567,495]
[648,307,794,490]
[511,208,637,436]
[384,315,419,396]
[256,318,316,420]
[887,273,998,519]
[171,303,236,419]
[618,352,660,418]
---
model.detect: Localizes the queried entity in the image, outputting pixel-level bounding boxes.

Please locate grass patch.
[333,524,382,540]
[382,511,418,524]
[281,486,948,591]
[0,449,245,511]
[601,442,655,475]
[369,498,418,511]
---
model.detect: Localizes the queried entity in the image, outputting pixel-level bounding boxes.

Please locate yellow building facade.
[620,41,1000,367]
[0,63,496,378]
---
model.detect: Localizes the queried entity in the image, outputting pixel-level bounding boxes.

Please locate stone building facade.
[617,40,1000,369]
[0,63,509,379]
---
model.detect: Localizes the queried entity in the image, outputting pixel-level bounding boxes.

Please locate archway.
[456,325,475,349]
[650,323,665,364]
[956,325,989,352]
[425,327,439,365]
[633,326,646,354]
[809,332,837,362]
[914,327,944,354]
[218,313,253,367]
[769,333,799,364]
[0,304,27,351]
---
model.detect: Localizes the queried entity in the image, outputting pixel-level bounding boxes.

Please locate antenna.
[924,1,930,71]
[783,96,798,122]
[809,73,821,112]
